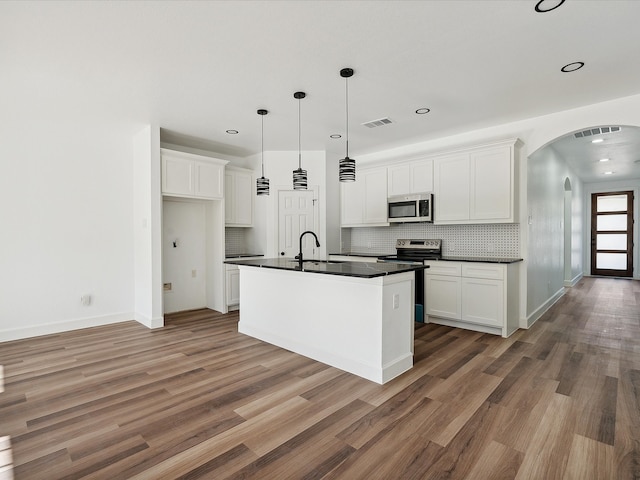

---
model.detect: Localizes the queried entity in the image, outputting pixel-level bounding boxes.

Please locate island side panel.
[237,266,414,384]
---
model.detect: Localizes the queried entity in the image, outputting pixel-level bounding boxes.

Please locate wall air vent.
[362,117,394,128]
[574,126,621,138]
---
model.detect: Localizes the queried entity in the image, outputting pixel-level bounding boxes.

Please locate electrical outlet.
[393,294,399,309]
[192,269,197,278]
[80,294,92,306]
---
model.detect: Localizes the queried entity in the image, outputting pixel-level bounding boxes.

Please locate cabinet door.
[426,274,461,319]
[411,159,433,193]
[434,153,470,222]
[387,164,411,196]
[162,156,193,196]
[233,170,253,225]
[461,277,504,327]
[340,180,364,226]
[226,268,240,305]
[194,161,224,199]
[224,171,235,223]
[470,145,512,221]
[362,167,388,224]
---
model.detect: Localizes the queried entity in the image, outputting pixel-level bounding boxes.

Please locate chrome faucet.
[296,230,320,269]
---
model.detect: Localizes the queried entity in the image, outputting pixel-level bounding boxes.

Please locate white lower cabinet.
[226,266,241,307]
[226,257,262,308]
[425,274,462,319]
[425,260,519,337]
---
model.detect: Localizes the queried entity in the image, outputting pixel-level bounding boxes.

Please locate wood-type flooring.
[1,277,639,479]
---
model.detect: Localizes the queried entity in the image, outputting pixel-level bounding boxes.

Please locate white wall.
[527,145,584,322]
[162,199,207,313]
[0,123,136,341]
[133,125,163,329]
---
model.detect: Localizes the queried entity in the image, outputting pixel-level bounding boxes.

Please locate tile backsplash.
[225,227,248,255]
[346,223,520,257]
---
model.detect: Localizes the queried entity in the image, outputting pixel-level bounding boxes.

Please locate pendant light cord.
[261,114,265,177]
[345,75,349,158]
[298,96,302,169]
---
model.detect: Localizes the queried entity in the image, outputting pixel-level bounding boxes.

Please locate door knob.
[280,251,285,256]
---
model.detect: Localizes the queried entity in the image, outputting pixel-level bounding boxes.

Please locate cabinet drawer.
[461,263,504,280]
[425,261,462,277]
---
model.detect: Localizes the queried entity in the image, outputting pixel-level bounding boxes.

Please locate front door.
[590,191,634,277]
[278,190,317,259]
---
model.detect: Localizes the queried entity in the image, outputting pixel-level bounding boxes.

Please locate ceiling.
[3,0,640,182]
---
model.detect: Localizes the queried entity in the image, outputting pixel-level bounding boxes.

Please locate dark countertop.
[331,252,522,264]
[329,251,392,258]
[436,256,523,264]
[224,257,428,278]
[225,253,265,259]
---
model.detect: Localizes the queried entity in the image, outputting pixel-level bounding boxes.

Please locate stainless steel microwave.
[387,193,433,223]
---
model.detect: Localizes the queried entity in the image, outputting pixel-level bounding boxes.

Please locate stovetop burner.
[396,239,442,260]
[379,239,442,262]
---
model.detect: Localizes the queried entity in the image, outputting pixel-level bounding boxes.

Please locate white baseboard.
[564,272,583,287]
[134,313,164,329]
[526,287,566,329]
[0,312,135,343]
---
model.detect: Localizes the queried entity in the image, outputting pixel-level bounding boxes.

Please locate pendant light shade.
[339,68,356,182]
[256,109,269,196]
[293,91,308,190]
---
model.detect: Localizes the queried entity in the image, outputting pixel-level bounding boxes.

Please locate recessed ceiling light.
[535,0,565,13]
[604,171,614,175]
[599,158,610,162]
[561,61,585,73]
[591,138,604,144]
[415,108,431,115]
[330,134,342,139]
[226,129,239,134]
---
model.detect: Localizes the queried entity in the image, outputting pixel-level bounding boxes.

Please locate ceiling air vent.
[574,126,621,138]
[362,117,393,128]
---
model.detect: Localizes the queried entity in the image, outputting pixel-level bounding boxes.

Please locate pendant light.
[339,67,356,182]
[292,91,308,190]
[256,109,269,195]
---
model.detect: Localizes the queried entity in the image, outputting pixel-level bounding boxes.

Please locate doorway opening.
[590,191,634,277]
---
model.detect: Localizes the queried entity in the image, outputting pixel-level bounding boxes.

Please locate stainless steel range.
[378,239,442,323]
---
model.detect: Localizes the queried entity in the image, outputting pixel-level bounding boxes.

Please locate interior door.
[590,191,634,277]
[278,190,317,259]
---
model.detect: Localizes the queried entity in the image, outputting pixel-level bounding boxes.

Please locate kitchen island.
[225,258,428,384]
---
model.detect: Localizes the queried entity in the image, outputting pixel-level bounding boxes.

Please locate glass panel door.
[591,191,634,277]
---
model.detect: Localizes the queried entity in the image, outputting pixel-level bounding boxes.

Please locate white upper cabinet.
[341,166,389,227]
[469,146,513,221]
[433,139,517,224]
[387,158,433,196]
[433,153,470,222]
[161,149,226,200]
[225,167,253,227]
